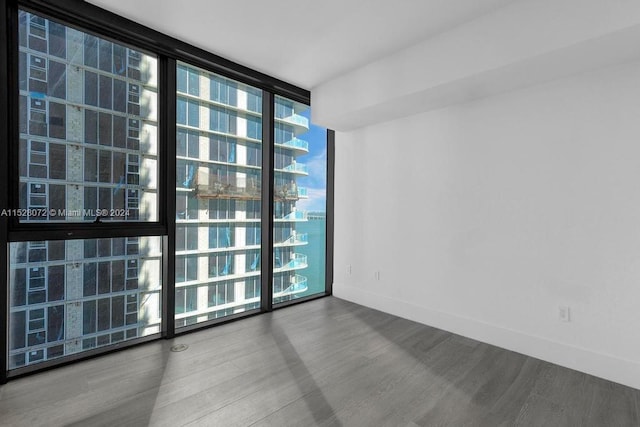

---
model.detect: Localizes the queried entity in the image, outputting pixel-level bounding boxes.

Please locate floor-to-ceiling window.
[7,10,163,372]
[1,0,332,382]
[175,62,263,327]
[273,96,328,305]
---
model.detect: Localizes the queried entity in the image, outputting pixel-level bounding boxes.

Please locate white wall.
[334,60,640,389]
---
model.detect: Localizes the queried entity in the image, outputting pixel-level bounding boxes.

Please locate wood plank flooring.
[1,297,638,426]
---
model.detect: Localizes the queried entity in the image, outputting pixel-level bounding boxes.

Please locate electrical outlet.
[558,306,570,322]
[347,265,352,275]
[374,271,380,281]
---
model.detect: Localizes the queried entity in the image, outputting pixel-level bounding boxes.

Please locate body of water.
[296,218,326,298]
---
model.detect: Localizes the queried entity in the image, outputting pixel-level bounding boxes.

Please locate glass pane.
[273,96,327,304]
[175,62,262,328]
[17,10,159,223]
[8,237,162,370]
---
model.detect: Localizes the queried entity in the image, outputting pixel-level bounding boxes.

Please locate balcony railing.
[277,137,309,152]
[290,253,307,268]
[282,162,309,175]
[297,187,308,198]
[274,253,307,270]
[275,183,302,201]
[195,176,261,200]
[278,114,309,129]
[277,233,308,246]
[278,274,308,296]
[279,211,307,221]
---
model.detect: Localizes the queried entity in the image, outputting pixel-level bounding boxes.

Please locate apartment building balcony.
[195,176,261,200]
[175,270,261,289]
[275,137,309,154]
[276,274,308,297]
[274,233,308,247]
[177,274,308,318]
[274,253,307,272]
[279,162,309,175]
[176,218,261,224]
[173,293,258,321]
[274,183,304,201]
[275,210,307,222]
[174,244,261,257]
[276,113,309,131]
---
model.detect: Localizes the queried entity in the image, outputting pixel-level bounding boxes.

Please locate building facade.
[9,10,315,368]
[10,11,162,369]
[174,63,311,327]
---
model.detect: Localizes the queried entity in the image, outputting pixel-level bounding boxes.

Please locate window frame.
[0,0,332,383]
[9,7,165,240]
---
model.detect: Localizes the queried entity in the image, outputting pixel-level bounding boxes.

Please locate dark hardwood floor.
[1,297,638,426]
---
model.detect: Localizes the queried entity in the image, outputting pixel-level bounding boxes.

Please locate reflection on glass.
[273,96,327,304]
[18,10,159,223]
[8,237,162,369]
[175,62,262,327]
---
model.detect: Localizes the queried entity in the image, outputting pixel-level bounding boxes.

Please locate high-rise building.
[9,10,323,369]
[174,63,312,327]
[10,10,163,369]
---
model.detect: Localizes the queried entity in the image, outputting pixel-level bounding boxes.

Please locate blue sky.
[294,108,327,212]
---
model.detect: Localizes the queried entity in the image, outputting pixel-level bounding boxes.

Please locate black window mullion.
[8,223,167,243]
[260,91,274,312]
[326,130,335,296]
[162,56,177,338]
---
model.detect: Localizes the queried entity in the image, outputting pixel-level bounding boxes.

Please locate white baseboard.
[334,282,640,390]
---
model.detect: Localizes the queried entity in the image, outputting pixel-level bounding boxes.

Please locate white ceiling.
[86,0,516,89]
